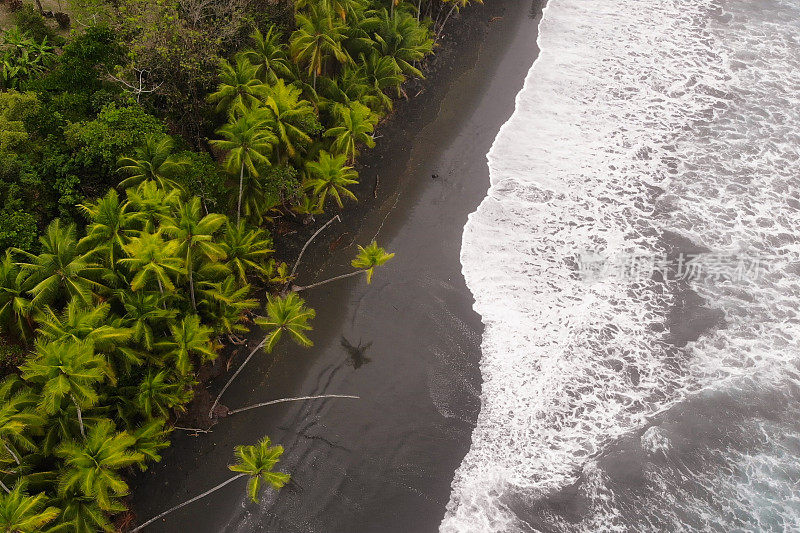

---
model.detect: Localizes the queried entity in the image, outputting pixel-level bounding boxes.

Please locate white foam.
[443,0,800,530]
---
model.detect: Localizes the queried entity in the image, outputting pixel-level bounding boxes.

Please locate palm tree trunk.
[437,3,459,39]
[292,270,364,292]
[237,164,245,224]
[289,215,341,279]
[227,394,359,416]
[71,395,85,439]
[130,473,248,532]
[2,441,20,465]
[188,250,196,311]
[0,480,9,494]
[208,336,268,418]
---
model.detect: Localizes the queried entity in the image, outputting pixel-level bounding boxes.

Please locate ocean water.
[444,0,800,531]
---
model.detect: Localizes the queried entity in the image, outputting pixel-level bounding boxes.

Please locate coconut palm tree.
[13,220,106,309]
[154,314,216,375]
[119,231,185,294]
[370,8,433,78]
[197,276,259,336]
[130,419,171,467]
[131,437,289,532]
[242,26,293,84]
[124,181,181,233]
[117,135,187,192]
[134,370,191,419]
[208,293,315,417]
[117,291,176,351]
[262,79,317,163]
[305,150,359,209]
[358,50,405,104]
[0,484,59,531]
[211,109,276,223]
[290,5,351,89]
[0,377,45,467]
[78,189,140,267]
[35,300,132,352]
[324,101,378,163]
[53,490,119,533]
[220,221,274,285]
[292,241,394,291]
[208,57,268,117]
[55,420,144,511]
[20,340,111,438]
[0,251,34,342]
[162,197,228,310]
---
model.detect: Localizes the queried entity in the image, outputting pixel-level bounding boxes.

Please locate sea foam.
[444,0,800,530]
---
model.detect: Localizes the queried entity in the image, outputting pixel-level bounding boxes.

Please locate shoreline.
[130,2,542,531]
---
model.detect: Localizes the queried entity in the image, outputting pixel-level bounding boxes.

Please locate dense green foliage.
[0,0,475,526]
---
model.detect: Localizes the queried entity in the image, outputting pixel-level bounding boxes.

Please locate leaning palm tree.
[221,221,274,286]
[20,339,111,438]
[162,198,228,310]
[242,26,293,84]
[289,4,351,89]
[55,420,144,511]
[292,241,394,291]
[131,437,289,532]
[13,220,106,309]
[117,135,187,192]
[324,101,378,163]
[304,150,359,210]
[208,56,268,117]
[262,79,317,163]
[0,483,59,531]
[208,293,315,417]
[210,109,276,223]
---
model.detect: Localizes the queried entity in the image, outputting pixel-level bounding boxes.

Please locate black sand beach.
[130,2,543,531]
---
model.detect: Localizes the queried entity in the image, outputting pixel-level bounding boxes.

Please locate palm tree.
[134,370,191,419]
[210,109,276,223]
[196,276,259,336]
[221,221,274,285]
[13,220,106,309]
[124,181,181,233]
[55,420,144,511]
[324,101,378,163]
[20,340,111,438]
[154,314,216,375]
[131,437,289,532]
[242,26,293,84]
[0,377,45,467]
[162,198,228,310]
[117,135,187,192]
[290,5,351,89]
[0,484,59,531]
[53,490,119,533]
[0,251,33,342]
[117,291,176,351]
[78,189,140,267]
[207,57,268,117]
[35,300,132,352]
[130,419,171,467]
[370,8,433,78]
[208,293,315,417]
[119,231,185,294]
[262,79,317,163]
[305,150,359,209]
[292,241,394,291]
[358,50,405,105]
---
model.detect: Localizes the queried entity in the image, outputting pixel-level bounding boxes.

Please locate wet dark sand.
[131,2,543,531]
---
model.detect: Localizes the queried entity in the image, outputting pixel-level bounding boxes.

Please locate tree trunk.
[208,337,268,418]
[237,164,245,224]
[289,215,341,279]
[437,3,459,40]
[130,473,248,532]
[227,394,359,416]
[0,480,9,494]
[72,395,85,439]
[33,0,44,14]
[2,441,20,466]
[292,270,364,292]
[188,250,196,311]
